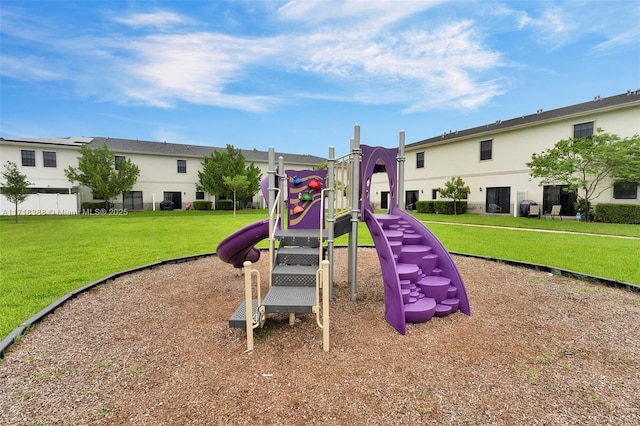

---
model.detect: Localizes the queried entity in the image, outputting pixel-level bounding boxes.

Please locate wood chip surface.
[1,248,639,425]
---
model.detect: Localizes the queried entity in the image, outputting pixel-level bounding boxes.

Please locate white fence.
[1,193,78,215]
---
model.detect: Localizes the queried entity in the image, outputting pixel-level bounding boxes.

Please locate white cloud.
[497,4,578,49]
[117,32,283,111]
[1,3,504,114]
[277,18,502,112]
[0,54,59,81]
[497,1,640,54]
[113,11,193,28]
[593,28,640,54]
[279,0,442,26]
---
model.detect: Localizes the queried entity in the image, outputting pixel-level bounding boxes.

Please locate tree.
[197,144,262,205]
[527,130,640,218]
[1,161,33,223]
[65,144,140,209]
[313,161,328,170]
[314,160,347,196]
[438,176,470,215]
[223,175,249,216]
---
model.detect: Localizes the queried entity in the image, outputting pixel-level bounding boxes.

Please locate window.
[177,159,187,173]
[486,187,510,214]
[613,182,638,199]
[405,190,419,210]
[431,189,439,200]
[43,151,57,168]
[29,187,67,194]
[123,191,143,210]
[380,191,389,209]
[573,121,594,138]
[164,191,182,209]
[21,150,36,167]
[195,191,205,200]
[480,140,492,161]
[543,185,576,216]
[115,155,125,170]
[416,152,424,169]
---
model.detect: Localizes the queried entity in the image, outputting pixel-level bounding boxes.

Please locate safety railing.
[243,260,263,353]
[319,187,329,267]
[313,260,330,352]
[268,188,282,288]
[333,150,354,217]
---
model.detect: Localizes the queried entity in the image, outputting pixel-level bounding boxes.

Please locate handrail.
[320,187,329,266]
[313,260,330,352]
[268,188,282,288]
[315,267,322,329]
[322,259,329,352]
[243,260,262,353]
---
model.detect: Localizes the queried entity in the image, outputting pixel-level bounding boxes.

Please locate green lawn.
[1,210,638,340]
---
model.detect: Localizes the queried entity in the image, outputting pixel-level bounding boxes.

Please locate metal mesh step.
[276,229,327,247]
[272,264,317,286]
[228,299,260,329]
[276,246,322,265]
[262,286,316,313]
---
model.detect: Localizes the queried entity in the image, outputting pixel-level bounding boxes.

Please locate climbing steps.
[229,228,324,327]
[370,212,465,326]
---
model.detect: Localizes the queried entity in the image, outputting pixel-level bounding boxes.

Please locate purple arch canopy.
[360,145,398,219]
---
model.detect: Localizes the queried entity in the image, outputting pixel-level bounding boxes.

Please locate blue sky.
[1,1,639,158]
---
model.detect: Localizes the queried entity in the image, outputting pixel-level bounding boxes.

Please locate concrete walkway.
[420,221,640,240]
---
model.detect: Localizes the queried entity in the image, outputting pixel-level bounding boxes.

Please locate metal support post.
[397,131,406,211]
[268,147,275,213]
[349,126,361,301]
[279,156,286,228]
[268,148,276,277]
[244,261,254,352]
[327,146,336,299]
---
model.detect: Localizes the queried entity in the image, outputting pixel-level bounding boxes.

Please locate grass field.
[1,210,638,340]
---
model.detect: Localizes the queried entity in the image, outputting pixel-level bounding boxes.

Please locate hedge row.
[415,200,468,215]
[594,203,640,224]
[81,202,110,211]
[215,200,234,210]
[192,201,212,210]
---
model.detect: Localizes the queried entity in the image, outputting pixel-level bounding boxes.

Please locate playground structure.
[216,126,471,352]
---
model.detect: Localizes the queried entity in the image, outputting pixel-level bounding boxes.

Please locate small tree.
[438,176,470,215]
[527,130,640,219]
[65,144,140,209]
[224,175,250,216]
[197,144,262,204]
[314,160,347,196]
[1,161,32,223]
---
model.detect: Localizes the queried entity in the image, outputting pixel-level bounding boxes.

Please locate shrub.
[434,200,467,215]
[215,200,234,210]
[595,203,640,224]
[415,200,467,214]
[415,201,434,213]
[81,202,111,212]
[192,201,212,210]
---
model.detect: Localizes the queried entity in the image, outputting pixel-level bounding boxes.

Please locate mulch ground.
[1,248,639,425]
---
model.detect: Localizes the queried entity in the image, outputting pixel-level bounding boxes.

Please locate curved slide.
[363,203,471,335]
[216,219,270,268]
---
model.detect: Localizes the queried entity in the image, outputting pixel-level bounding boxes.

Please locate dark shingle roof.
[0,136,326,165]
[86,137,326,165]
[407,90,640,149]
